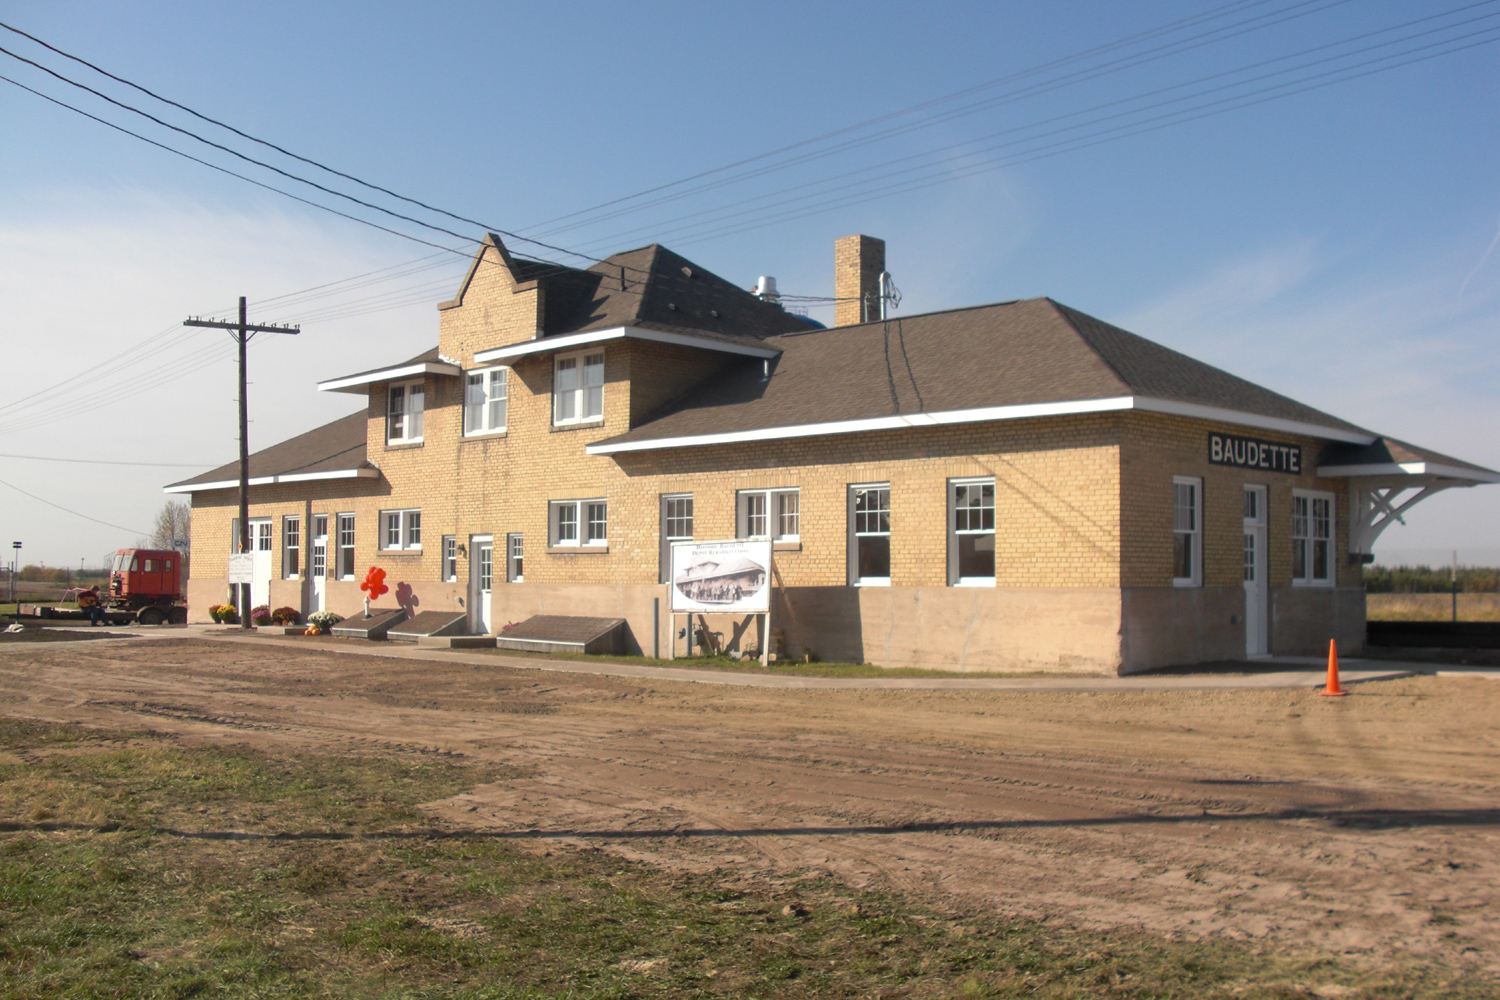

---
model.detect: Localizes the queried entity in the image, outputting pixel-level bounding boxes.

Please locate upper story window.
[387,381,424,444]
[554,351,605,425]
[464,367,508,436]
[1173,476,1202,587]
[949,478,995,586]
[380,509,422,551]
[736,488,799,542]
[1293,490,1335,586]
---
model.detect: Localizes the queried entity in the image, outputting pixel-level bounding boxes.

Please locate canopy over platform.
[1318,438,1500,558]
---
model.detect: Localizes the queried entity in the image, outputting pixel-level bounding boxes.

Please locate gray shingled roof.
[165,410,370,490]
[1319,437,1499,478]
[594,297,1372,447]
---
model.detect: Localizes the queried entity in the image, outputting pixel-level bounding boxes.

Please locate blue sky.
[1,0,1497,567]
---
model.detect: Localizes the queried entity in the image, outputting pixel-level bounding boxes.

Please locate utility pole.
[184,297,298,629]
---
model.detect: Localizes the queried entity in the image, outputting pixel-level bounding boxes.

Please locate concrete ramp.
[387,611,468,642]
[330,608,406,640]
[495,615,627,656]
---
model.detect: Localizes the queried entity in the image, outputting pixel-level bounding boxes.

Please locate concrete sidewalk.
[177,627,1432,691]
[38,622,1492,690]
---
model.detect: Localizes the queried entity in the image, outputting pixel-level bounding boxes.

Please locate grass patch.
[469,646,1053,679]
[0,715,1489,998]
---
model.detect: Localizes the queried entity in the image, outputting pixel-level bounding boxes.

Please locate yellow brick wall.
[1119,411,1351,589]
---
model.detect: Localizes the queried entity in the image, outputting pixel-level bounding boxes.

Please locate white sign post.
[227,553,254,584]
[669,539,773,666]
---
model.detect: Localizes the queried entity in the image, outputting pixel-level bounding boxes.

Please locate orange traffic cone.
[1319,638,1348,697]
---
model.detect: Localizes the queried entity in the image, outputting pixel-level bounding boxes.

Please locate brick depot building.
[168,235,1498,674]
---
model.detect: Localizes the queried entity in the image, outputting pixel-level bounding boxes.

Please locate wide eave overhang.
[163,467,379,494]
[318,360,461,393]
[586,395,1377,456]
[474,325,779,365]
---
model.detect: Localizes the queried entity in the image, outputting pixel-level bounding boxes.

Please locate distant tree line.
[1363,565,1500,593]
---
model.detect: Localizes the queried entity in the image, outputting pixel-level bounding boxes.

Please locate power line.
[0,475,149,536]
[0,451,212,468]
[590,8,1500,251]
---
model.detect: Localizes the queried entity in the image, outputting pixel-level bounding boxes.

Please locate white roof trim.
[586,397,1137,455]
[163,467,379,494]
[585,394,1377,456]
[473,325,779,364]
[1316,461,1500,484]
[1129,397,1374,445]
[317,361,461,393]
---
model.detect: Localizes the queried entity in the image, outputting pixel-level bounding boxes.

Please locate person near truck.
[78,586,105,626]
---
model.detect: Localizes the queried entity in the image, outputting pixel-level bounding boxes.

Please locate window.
[949,478,995,585]
[442,535,457,582]
[387,381,425,444]
[660,493,693,583]
[1172,477,1202,587]
[736,488,799,542]
[507,533,524,582]
[336,513,355,579]
[553,351,605,425]
[254,521,272,552]
[464,367,508,435]
[550,499,607,547]
[1293,490,1335,586]
[312,515,328,579]
[283,515,300,579]
[143,558,157,572]
[849,484,891,585]
[380,509,422,551]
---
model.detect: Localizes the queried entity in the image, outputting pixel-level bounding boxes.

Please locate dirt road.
[2,636,1495,974]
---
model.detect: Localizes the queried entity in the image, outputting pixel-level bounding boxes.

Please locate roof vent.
[754,276,779,302]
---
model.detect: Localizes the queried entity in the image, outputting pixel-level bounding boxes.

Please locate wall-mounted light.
[457,543,467,558]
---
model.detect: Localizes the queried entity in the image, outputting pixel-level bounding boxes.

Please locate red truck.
[105,548,189,625]
[36,548,190,625]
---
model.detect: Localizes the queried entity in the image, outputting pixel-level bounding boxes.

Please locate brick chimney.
[834,234,885,326]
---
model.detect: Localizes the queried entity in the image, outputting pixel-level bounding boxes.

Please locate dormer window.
[554,351,604,425]
[387,381,424,445]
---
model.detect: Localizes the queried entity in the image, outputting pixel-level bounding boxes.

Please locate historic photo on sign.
[670,539,772,614]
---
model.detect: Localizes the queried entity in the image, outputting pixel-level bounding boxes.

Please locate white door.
[469,535,493,634]
[309,516,328,613]
[250,519,273,609]
[1243,486,1269,657]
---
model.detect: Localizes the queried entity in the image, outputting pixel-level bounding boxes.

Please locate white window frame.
[379,509,422,551]
[736,488,800,543]
[507,532,524,583]
[441,535,458,582]
[553,350,605,426]
[282,515,301,580]
[660,493,694,584]
[311,514,328,580]
[336,513,356,580]
[1292,488,1336,587]
[463,366,508,436]
[948,477,996,587]
[848,483,892,587]
[550,499,607,548]
[1172,476,1203,588]
[387,380,425,445]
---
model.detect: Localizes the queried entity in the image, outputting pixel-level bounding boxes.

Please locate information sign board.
[227,552,254,584]
[669,539,772,614]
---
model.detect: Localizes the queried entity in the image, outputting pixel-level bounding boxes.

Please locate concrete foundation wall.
[491,582,1123,673]
[1120,587,1246,673]
[1272,586,1365,657]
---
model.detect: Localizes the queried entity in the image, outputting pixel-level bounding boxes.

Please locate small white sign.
[670,539,772,614]
[227,552,254,584]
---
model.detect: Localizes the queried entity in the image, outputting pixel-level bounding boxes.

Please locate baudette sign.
[1208,433,1303,474]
